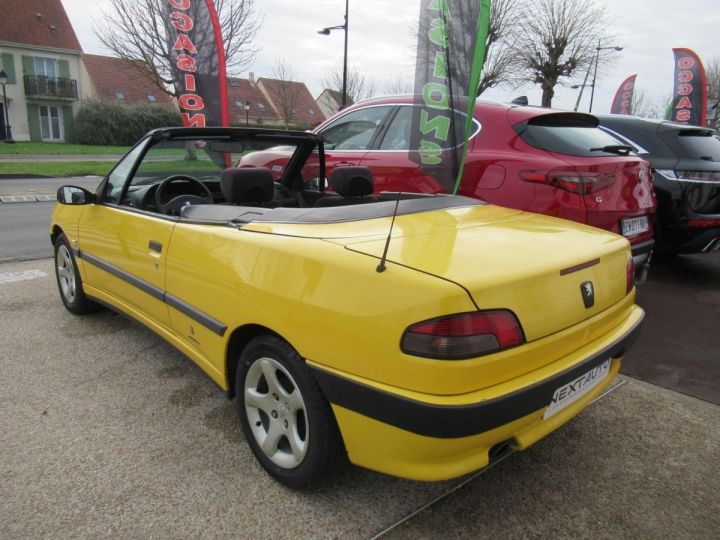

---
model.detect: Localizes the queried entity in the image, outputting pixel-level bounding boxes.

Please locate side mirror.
[57,185,96,205]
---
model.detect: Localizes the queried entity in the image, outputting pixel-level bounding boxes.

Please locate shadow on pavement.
[627,252,720,405]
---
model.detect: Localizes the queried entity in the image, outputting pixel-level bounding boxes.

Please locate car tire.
[54,233,100,315]
[236,335,346,489]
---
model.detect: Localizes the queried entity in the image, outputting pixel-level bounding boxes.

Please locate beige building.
[0,0,84,142]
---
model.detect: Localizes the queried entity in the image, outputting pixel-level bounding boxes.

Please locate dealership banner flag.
[669,48,707,126]
[410,0,492,194]
[610,74,637,115]
[163,0,229,127]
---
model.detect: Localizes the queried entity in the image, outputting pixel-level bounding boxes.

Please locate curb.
[0,194,57,204]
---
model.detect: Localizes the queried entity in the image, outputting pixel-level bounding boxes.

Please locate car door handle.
[148,240,163,254]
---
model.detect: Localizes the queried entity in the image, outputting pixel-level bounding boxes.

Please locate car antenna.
[376,192,402,273]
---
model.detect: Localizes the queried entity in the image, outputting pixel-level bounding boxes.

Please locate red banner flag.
[610,74,637,115]
[163,0,229,127]
[670,48,707,126]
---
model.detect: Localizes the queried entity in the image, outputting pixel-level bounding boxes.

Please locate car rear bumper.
[309,304,644,481]
[658,224,720,254]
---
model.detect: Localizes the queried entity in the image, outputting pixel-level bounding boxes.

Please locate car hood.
[243,204,631,342]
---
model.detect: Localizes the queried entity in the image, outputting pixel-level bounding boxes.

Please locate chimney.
[249,72,255,86]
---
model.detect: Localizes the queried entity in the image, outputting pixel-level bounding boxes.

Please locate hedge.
[71,100,182,146]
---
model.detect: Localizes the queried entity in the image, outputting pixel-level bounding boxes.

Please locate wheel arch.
[50,224,64,246]
[225,324,288,399]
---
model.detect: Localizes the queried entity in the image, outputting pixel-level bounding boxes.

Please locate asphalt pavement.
[0,259,718,538]
[1,175,719,537]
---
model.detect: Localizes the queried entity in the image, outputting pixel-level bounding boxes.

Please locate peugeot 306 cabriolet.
[50,127,644,489]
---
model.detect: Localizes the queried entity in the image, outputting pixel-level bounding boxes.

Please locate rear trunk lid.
[337,205,631,342]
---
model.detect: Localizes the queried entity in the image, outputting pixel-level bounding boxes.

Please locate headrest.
[329,166,374,197]
[220,167,274,204]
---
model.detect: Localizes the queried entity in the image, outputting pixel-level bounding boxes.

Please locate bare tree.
[379,76,413,97]
[628,89,664,120]
[477,0,524,95]
[513,0,617,107]
[270,59,301,129]
[322,66,377,105]
[95,0,263,97]
[705,55,720,127]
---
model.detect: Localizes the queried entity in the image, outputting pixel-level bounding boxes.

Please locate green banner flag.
[410,0,492,194]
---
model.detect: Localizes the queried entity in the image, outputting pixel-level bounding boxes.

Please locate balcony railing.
[24,75,78,101]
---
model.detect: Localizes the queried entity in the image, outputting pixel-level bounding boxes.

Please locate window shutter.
[58,60,70,79]
[1,53,16,84]
[21,55,35,76]
[26,104,41,141]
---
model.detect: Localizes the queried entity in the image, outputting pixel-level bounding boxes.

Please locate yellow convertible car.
[50,127,644,489]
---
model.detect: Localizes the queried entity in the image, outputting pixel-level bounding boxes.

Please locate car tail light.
[626,258,635,294]
[401,311,525,360]
[687,218,720,228]
[520,170,616,194]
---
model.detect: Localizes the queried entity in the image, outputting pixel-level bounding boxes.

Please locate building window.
[308,109,316,116]
[116,91,126,101]
[39,105,63,141]
[147,94,157,102]
[34,57,57,78]
[257,102,265,109]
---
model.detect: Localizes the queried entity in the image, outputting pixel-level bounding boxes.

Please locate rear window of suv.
[517,114,631,157]
[675,131,720,162]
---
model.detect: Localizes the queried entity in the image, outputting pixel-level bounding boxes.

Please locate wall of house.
[0,43,83,142]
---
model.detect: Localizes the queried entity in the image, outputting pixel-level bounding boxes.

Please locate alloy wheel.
[244,356,309,469]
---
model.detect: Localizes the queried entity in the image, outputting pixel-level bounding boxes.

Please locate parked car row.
[299,97,719,264]
[51,126,644,489]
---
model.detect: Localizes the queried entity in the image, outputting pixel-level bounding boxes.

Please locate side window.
[381,107,479,151]
[103,139,150,203]
[380,107,413,150]
[320,106,391,150]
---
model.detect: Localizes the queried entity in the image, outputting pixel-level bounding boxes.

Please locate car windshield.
[520,124,634,157]
[675,131,720,162]
[130,136,304,186]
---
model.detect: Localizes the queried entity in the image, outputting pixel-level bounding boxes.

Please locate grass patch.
[0,159,228,177]
[0,142,130,155]
[0,161,116,177]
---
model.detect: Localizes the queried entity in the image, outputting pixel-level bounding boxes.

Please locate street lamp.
[571,82,593,112]
[244,101,250,126]
[318,0,349,109]
[0,70,14,143]
[589,42,623,113]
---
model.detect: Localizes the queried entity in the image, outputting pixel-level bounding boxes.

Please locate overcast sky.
[61,0,719,114]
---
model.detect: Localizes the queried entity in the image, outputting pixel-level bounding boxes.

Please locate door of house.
[39,105,63,141]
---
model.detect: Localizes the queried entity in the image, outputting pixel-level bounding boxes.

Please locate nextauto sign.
[674,56,697,123]
[671,48,707,126]
[163,0,228,127]
[167,0,208,127]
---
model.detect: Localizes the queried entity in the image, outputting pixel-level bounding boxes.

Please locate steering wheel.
[155,175,213,215]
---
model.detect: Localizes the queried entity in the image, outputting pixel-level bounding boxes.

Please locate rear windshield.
[519,122,631,157]
[675,131,720,162]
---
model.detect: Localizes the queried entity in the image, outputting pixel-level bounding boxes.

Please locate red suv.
[312,98,655,275]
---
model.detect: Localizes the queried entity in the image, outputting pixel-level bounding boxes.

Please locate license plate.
[543,359,611,419]
[621,216,649,236]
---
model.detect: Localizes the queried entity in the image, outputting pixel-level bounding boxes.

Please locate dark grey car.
[598,115,720,254]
